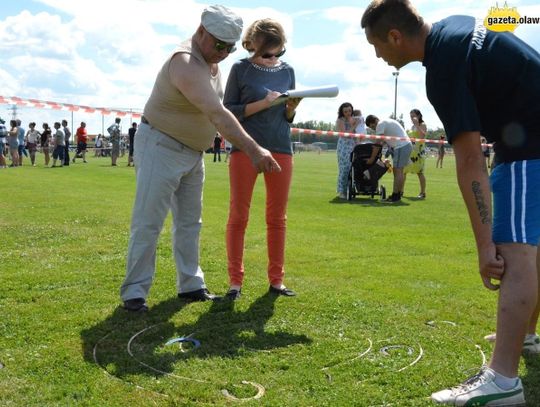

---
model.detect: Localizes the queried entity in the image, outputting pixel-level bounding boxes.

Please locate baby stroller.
[346,143,388,200]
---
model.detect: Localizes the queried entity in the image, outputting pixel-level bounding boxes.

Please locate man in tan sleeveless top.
[121,5,280,311]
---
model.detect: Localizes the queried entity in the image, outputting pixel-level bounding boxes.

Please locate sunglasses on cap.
[214,40,236,54]
[261,48,286,59]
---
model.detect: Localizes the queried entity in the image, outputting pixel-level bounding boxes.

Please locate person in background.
[25,122,41,167]
[107,117,121,166]
[94,134,103,157]
[0,118,7,168]
[16,119,26,166]
[365,114,412,202]
[73,122,88,163]
[436,134,445,168]
[481,135,491,169]
[127,122,137,167]
[120,5,280,312]
[223,17,301,300]
[213,132,222,162]
[224,138,232,162]
[335,102,359,199]
[61,120,71,166]
[8,120,19,167]
[40,123,51,166]
[362,1,540,405]
[353,109,367,140]
[120,134,127,157]
[51,122,65,167]
[404,108,427,199]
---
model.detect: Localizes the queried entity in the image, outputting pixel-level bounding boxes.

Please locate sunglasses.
[214,40,236,54]
[261,48,286,59]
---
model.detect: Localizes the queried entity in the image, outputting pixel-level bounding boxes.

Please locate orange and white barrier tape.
[0,95,142,118]
[291,128,450,145]
[2,95,494,147]
[291,128,494,148]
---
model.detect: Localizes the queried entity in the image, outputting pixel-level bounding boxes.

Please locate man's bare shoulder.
[170,52,207,76]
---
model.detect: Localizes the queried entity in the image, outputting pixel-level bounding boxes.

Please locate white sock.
[488,368,519,390]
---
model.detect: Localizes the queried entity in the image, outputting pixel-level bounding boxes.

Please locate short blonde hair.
[242,18,286,56]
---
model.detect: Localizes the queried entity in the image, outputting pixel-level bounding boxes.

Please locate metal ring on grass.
[165,336,201,353]
[379,344,424,372]
[321,338,373,371]
[93,331,169,397]
[426,320,457,327]
[127,325,208,384]
[380,345,413,357]
[475,344,487,366]
[95,324,269,402]
[221,380,266,402]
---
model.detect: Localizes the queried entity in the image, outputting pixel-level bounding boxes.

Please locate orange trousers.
[226,151,293,286]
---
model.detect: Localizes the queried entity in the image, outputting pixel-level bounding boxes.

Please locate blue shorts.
[393,143,413,169]
[52,145,65,160]
[491,159,540,246]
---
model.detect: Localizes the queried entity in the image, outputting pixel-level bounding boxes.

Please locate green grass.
[1,152,538,406]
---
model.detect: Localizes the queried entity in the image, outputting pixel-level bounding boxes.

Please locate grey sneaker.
[431,367,525,406]
[484,333,540,355]
[523,334,540,355]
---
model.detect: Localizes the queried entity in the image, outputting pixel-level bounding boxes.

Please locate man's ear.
[195,24,204,38]
[388,29,403,46]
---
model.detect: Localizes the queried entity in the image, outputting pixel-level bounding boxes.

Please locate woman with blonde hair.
[404,108,427,198]
[223,18,301,300]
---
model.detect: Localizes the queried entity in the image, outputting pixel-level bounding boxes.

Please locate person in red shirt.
[72,122,88,163]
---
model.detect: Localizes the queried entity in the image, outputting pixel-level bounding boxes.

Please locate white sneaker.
[523,334,540,355]
[431,367,525,406]
[484,333,540,354]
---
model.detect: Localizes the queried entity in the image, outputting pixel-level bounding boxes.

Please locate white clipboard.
[271,85,339,106]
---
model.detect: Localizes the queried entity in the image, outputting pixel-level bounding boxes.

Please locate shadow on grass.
[81,293,311,379]
[522,353,540,406]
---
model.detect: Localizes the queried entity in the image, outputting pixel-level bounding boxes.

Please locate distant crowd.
[0,117,138,168]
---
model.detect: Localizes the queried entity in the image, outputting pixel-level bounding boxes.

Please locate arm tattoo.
[472,181,491,224]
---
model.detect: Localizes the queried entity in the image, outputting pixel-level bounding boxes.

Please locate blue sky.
[1,0,539,135]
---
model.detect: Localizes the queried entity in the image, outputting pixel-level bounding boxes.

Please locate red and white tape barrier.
[0,95,142,118]
[291,128,449,145]
[2,95,494,147]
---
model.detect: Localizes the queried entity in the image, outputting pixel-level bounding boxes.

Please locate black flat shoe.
[269,286,296,297]
[123,298,148,312]
[178,288,221,302]
[225,288,241,300]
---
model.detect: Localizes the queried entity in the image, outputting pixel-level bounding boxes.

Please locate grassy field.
[0,151,538,406]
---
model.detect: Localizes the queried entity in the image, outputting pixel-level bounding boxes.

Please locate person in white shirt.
[25,122,41,166]
[353,109,367,138]
[366,115,412,202]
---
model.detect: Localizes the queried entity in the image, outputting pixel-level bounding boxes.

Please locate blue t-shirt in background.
[224,58,295,155]
[423,15,540,163]
[17,127,25,144]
